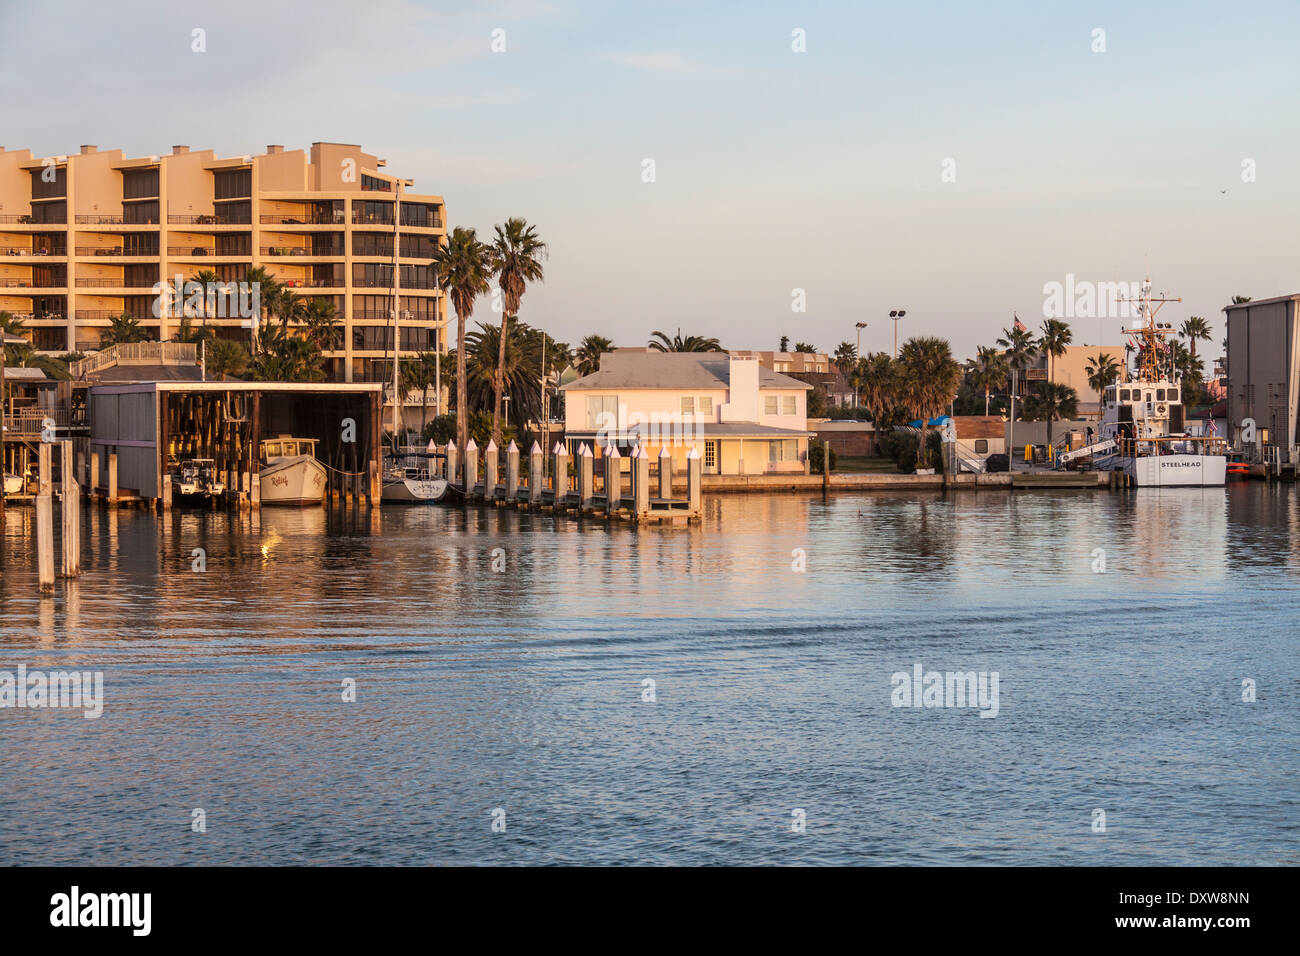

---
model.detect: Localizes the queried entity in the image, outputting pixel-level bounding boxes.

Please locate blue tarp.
[907,415,951,428]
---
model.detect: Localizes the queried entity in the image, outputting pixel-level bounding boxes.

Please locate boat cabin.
[1100,380,1185,441]
[260,437,319,463]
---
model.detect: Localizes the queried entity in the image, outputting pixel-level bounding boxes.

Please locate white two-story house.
[561,350,811,475]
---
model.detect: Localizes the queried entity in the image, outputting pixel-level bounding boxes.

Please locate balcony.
[3,404,86,436]
[260,212,346,226]
[168,214,251,225]
[278,278,339,289]
[0,214,61,225]
[1,245,64,257]
[75,214,161,225]
[74,278,130,288]
[352,211,396,226]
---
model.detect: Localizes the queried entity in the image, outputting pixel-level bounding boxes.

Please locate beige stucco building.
[562,352,812,475]
[0,142,446,395]
[1025,344,1127,415]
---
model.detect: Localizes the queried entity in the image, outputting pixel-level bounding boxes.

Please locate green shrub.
[809,444,838,472]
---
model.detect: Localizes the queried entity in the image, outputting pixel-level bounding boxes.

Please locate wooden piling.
[90,452,100,495]
[606,445,622,515]
[37,444,54,591]
[578,443,594,511]
[61,441,80,577]
[505,440,519,502]
[464,439,479,499]
[107,452,118,503]
[659,445,673,500]
[633,445,650,518]
[484,439,499,503]
[552,442,570,507]
[446,440,458,489]
[528,441,544,505]
[687,446,702,514]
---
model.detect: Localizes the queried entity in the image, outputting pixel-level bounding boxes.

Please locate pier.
[449,439,702,524]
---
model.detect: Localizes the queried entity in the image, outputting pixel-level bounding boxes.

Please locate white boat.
[259,437,327,505]
[1092,277,1227,487]
[172,458,225,499]
[382,451,449,503]
[3,473,22,495]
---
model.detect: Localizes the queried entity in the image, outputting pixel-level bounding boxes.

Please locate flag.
[1205,415,1217,436]
[1013,314,1026,333]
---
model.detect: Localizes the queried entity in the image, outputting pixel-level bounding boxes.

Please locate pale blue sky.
[2,0,1297,359]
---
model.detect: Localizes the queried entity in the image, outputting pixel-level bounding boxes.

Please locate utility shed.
[87,381,383,502]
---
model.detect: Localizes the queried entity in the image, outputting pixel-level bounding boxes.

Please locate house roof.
[1222,293,1300,311]
[563,351,812,391]
[951,416,1005,439]
[566,422,812,439]
[88,364,204,383]
[3,366,49,381]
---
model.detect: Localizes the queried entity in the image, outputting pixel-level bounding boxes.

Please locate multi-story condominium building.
[0,142,446,391]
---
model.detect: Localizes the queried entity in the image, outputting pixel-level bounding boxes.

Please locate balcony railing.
[75,214,161,225]
[75,310,149,321]
[0,215,39,224]
[3,405,85,436]
[1,246,64,257]
[3,312,66,322]
[0,279,35,288]
[352,212,396,226]
[260,212,346,225]
[278,278,340,289]
[68,341,196,380]
[168,214,251,225]
[400,215,443,229]
[75,278,133,288]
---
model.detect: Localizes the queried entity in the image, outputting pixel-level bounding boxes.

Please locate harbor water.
[1,486,1296,865]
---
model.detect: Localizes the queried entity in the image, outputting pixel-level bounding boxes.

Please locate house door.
[704,440,718,474]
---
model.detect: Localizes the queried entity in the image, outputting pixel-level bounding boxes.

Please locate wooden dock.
[450,439,701,524]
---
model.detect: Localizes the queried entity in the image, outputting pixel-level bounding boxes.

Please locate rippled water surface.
[1,485,1297,865]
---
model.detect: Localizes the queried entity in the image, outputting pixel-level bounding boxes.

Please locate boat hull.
[4,474,23,495]
[1122,454,1226,487]
[381,476,448,503]
[260,456,327,505]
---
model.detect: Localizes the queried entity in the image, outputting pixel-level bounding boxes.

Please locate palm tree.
[779,335,790,352]
[1022,383,1078,450]
[433,227,493,463]
[488,217,548,444]
[793,342,817,353]
[242,266,283,350]
[648,330,724,352]
[896,337,963,471]
[574,334,614,377]
[966,345,1009,416]
[301,298,341,352]
[856,351,897,423]
[1179,316,1211,368]
[1232,295,1252,304]
[996,324,1036,410]
[1038,318,1072,383]
[1085,352,1121,394]
[832,341,857,378]
[101,313,150,347]
[207,338,250,381]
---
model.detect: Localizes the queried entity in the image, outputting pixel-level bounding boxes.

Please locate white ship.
[381,450,449,503]
[259,437,327,505]
[1076,277,1227,486]
[172,458,225,499]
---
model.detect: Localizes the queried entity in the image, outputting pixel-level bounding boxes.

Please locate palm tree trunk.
[916,422,928,472]
[492,313,510,443]
[456,309,468,481]
[984,387,990,416]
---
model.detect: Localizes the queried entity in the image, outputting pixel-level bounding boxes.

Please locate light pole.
[890,309,907,358]
[854,321,868,407]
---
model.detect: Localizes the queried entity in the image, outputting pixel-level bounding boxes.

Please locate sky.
[2,0,1298,361]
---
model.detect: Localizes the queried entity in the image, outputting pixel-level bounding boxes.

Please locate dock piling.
[37,444,54,591]
[61,440,80,578]
[633,445,650,518]
[484,439,499,503]
[528,441,544,505]
[578,443,594,511]
[606,446,622,515]
[505,440,519,502]
[107,453,118,504]
[464,439,479,499]
[446,440,458,489]
[552,442,569,507]
[687,446,702,514]
[659,445,673,500]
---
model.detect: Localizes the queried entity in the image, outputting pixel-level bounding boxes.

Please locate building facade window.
[781,395,796,415]
[768,439,798,462]
[213,169,251,200]
[586,395,618,430]
[764,395,778,415]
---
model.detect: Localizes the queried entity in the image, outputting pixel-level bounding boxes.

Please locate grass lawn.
[834,456,899,474]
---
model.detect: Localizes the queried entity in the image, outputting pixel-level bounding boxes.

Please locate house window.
[974,439,989,454]
[768,439,798,462]
[764,395,778,415]
[704,441,717,469]
[681,396,695,415]
[781,395,796,415]
[698,396,713,416]
[586,395,618,431]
